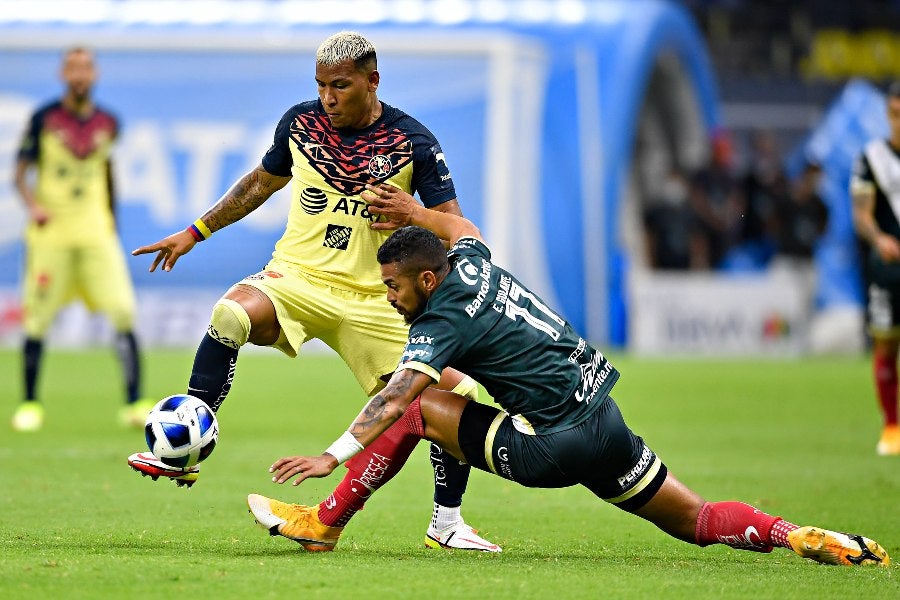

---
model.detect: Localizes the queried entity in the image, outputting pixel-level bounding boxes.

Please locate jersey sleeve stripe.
[397,361,441,382]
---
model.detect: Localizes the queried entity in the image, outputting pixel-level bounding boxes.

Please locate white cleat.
[127,451,200,488]
[425,521,501,552]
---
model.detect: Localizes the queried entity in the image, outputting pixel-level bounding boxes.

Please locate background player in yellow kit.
[12,47,150,432]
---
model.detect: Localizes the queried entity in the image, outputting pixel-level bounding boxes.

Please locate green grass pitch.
[1,349,898,598]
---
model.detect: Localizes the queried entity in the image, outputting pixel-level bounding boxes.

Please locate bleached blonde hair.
[316,31,377,70]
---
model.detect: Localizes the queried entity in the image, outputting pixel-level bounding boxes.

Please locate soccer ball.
[145,394,218,468]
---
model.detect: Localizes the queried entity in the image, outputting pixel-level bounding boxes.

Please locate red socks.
[695,501,798,552]
[317,397,425,527]
[874,352,899,426]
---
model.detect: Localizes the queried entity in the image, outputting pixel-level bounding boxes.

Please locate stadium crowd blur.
[642,127,828,272]
[643,0,900,273]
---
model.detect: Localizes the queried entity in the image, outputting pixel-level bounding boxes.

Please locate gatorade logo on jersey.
[299,187,328,215]
[323,224,352,250]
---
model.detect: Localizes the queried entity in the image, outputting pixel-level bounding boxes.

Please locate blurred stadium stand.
[0,0,897,354]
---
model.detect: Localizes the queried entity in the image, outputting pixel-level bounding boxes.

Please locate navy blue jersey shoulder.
[18,100,119,162]
[261,100,455,206]
[404,237,619,434]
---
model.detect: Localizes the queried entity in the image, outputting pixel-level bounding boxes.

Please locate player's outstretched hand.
[269,454,339,486]
[363,183,419,230]
[132,229,197,272]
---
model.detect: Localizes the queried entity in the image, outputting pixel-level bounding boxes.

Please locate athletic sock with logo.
[429,442,471,530]
[873,351,899,426]
[430,442,469,510]
[695,501,798,552]
[317,397,425,527]
[187,333,239,412]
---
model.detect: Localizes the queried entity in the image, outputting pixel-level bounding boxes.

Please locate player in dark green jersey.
[245,184,889,566]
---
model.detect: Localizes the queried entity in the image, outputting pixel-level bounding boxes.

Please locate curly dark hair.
[377,226,447,276]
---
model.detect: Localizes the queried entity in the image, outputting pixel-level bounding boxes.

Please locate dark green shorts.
[458,397,667,512]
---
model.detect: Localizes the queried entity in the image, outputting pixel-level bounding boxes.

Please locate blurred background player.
[246,185,888,567]
[850,80,900,456]
[12,46,150,433]
[127,31,498,551]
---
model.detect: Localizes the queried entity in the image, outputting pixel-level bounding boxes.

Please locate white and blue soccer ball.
[145,394,218,468]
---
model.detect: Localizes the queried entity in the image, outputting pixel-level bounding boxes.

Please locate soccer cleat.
[119,398,156,429]
[127,452,200,488]
[425,521,502,552]
[876,425,900,456]
[12,402,44,432]
[247,494,343,552]
[787,526,890,566]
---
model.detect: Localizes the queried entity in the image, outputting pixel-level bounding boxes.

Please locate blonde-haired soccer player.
[128,31,498,551]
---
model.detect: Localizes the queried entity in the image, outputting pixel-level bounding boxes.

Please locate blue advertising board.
[0,0,720,347]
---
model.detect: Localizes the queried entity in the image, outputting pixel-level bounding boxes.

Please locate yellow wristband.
[193,219,212,239]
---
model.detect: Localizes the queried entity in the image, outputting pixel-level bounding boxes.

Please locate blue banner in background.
[0,47,489,288]
[0,0,721,347]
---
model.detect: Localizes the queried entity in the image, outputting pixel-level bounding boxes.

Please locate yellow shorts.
[239,259,408,395]
[22,231,137,336]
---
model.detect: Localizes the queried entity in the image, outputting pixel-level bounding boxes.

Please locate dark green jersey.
[398,237,619,434]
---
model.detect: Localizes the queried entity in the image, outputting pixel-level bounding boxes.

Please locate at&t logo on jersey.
[300,187,328,215]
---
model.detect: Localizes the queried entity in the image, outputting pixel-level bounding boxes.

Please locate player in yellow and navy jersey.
[128,31,498,551]
[12,47,151,433]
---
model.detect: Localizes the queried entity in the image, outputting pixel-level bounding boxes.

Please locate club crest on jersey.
[300,187,328,215]
[368,155,392,178]
[323,224,352,250]
[455,258,480,286]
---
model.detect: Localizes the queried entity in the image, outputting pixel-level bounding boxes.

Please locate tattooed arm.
[132,164,291,272]
[269,369,433,485]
